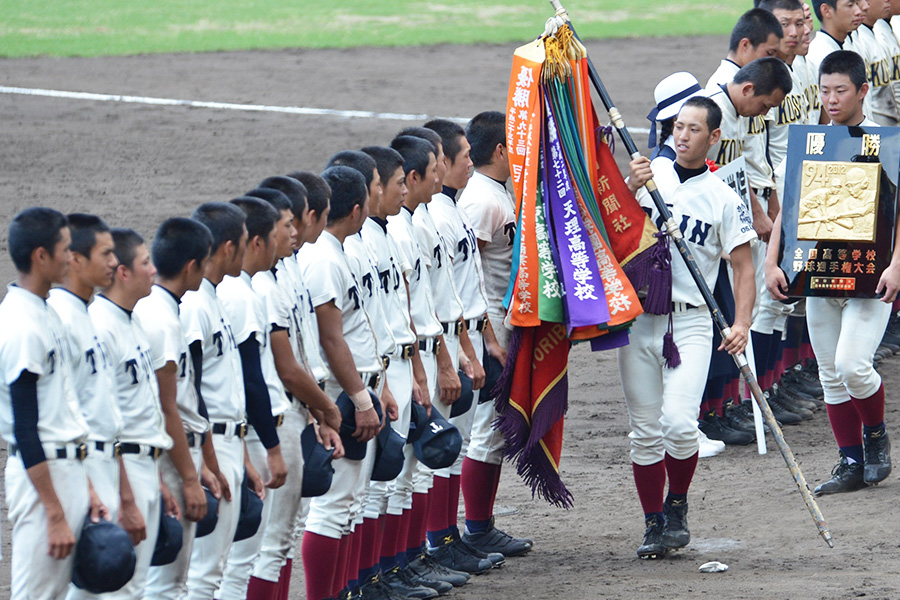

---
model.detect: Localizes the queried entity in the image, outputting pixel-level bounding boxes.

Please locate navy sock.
[406,544,424,563]
[644,510,664,522]
[465,518,490,534]
[449,524,460,539]
[426,527,451,548]
[665,492,687,506]
[864,422,886,436]
[841,445,864,464]
[358,565,377,585]
[380,553,398,574]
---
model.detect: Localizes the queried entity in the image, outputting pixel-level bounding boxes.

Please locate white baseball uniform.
[854,24,899,125]
[874,19,900,123]
[621,162,757,465]
[1,284,91,600]
[766,57,813,172]
[90,294,173,600]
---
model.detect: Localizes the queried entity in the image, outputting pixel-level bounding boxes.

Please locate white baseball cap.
[651,72,705,122]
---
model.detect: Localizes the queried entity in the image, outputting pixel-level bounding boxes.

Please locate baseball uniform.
[874,18,900,124]
[854,24,899,125]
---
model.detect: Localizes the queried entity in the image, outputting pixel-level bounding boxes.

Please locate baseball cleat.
[407,553,470,587]
[636,515,668,560]
[662,499,690,550]
[462,517,533,557]
[455,538,505,567]
[405,566,453,596]
[699,413,754,445]
[382,565,438,599]
[428,540,493,575]
[863,428,892,485]
[765,391,803,425]
[814,453,866,496]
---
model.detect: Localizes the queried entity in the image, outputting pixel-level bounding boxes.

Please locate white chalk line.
[0,85,651,134]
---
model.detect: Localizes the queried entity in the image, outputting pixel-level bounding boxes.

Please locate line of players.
[0,117,532,600]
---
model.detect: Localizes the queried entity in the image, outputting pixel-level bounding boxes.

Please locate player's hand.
[412,377,432,419]
[88,485,110,523]
[753,212,773,243]
[182,478,207,522]
[719,322,750,355]
[201,464,232,503]
[381,386,399,424]
[486,340,508,367]
[316,422,345,459]
[321,403,342,435]
[265,447,288,489]
[353,406,381,442]
[765,263,789,301]
[246,464,266,501]
[438,360,461,405]
[627,156,653,193]
[876,261,900,303]
[160,481,181,521]
[470,356,486,391]
[119,498,147,546]
[47,511,76,560]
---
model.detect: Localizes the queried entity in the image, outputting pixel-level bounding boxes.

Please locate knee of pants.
[661,418,700,460]
[363,480,391,520]
[833,353,881,399]
[628,431,665,465]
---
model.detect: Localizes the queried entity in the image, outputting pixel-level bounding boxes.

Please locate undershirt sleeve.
[238,337,279,449]
[10,370,45,468]
[189,341,208,421]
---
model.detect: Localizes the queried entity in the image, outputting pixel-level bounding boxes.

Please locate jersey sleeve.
[461,196,501,243]
[180,294,210,346]
[255,276,292,330]
[137,312,179,371]
[301,253,344,308]
[718,184,758,254]
[219,282,263,346]
[0,326,47,385]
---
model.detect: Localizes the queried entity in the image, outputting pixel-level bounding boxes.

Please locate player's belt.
[274,413,285,428]
[671,302,704,313]
[118,442,164,460]
[391,343,416,360]
[185,431,208,448]
[358,370,382,391]
[318,379,326,391]
[211,421,248,439]
[465,317,487,333]
[441,320,464,336]
[92,440,121,458]
[751,187,772,201]
[381,355,391,371]
[10,442,88,461]
[418,337,442,355]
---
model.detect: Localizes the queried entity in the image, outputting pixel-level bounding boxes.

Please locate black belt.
[118,443,164,460]
[211,421,248,439]
[419,337,442,355]
[466,317,487,332]
[751,187,772,201]
[94,440,121,458]
[394,343,416,360]
[359,371,382,390]
[185,431,208,448]
[274,413,285,428]
[441,320,464,336]
[381,355,391,371]
[318,380,326,391]
[10,443,88,461]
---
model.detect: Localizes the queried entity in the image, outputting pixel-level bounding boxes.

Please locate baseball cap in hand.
[414,408,462,469]
[336,390,383,460]
[233,471,264,542]
[301,423,336,497]
[451,371,474,418]
[72,514,136,593]
[150,511,183,566]
[372,419,406,481]
[407,401,429,444]
[195,488,219,538]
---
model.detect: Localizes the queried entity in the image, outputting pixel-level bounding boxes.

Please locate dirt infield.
[2,35,900,599]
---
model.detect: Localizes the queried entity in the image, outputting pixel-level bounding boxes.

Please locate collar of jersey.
[96,293,132,319]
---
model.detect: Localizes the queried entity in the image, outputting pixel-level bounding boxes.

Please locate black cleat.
[407,553,470,587]
[636,515,668,559]
[382,565,438,599]
[403,565,453,596]
[699,413,754,445]
[765,391,803,425]
[662,499,690,550]
[771,386,813,420]
[360,573,405,600]
[462,517,532,557]
[455,537,505,567]
[864,428,892,485]
[723,402,756,433]
[814,453,866,496]
[428,540,493,575]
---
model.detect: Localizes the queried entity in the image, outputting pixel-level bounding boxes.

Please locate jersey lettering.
[433,244,443,268]
[777,94,806,126]
[86,348,97,374]
[213,331,224,356]
[504,222,516,247]
[714,139,742,166]
[178,352,187,378]
[348,285,361,310]
[125,358,139,384]
[457,238,470,262]
[747,116,766,135]
[869,59,891,88]
[47,349,56,375]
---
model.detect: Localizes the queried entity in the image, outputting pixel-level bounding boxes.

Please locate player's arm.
[237,333,287,489]
[458,327,485,390]
[156,361,206,522]
[269,329,341,431]
[189,340,231,502]
[749,188,773,243]
[720,241,755,355]
[764,210,789,300]
[482,318,507,366]
[10,370,74,559]
[434,330,461,404]
[875,207,900,302]
[117,455,147,545]
[402,275,432,415]
[315,300,380,442]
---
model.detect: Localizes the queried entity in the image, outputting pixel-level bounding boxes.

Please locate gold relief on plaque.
[797,161,881,242]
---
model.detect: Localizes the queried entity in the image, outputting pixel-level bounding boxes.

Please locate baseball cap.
[372,420,406,482]
[413,408,463,469]
[482,352,504,405]
[646,72,705,147]
[233,472,264,542]
[407,401,429,444]
[72,514,136,593]
[150,512,184,566]
[336,390,383,460]
[194,488,219,538]
[301,423,336,497]
[451,371,474,418]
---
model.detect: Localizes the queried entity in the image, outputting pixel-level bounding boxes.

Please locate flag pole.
[545,0,833,548]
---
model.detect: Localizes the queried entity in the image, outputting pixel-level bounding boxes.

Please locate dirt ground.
[2,34,900,599]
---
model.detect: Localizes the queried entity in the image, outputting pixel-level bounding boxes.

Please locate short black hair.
[246,187,293,214]
[325,150,377,189]
[390,135,435,178]
[397,126,441,155]
[191,201,246,254]
[230,196,278,242]
[361,146,405,186]
[820,50,867,90]
[757,0,804,12]
[466,111,506,168]
[67,213,110,259]
[680,96,723,131]
[110,228,145,271]
[152,217,213,279]
[811,0,838,22]
[8,207,68,274]
[256,175,307,217]
[424,119,466,163]
[288,171,331,217]
[733,56,793,96]
[728,8,784,52]
[321,166,367,224]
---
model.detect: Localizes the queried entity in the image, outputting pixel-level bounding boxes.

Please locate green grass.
[1,1,746,57]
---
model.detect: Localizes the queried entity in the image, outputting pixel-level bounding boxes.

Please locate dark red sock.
[373,515,385,570]
[247,575,279,600]
[664,452,699,496]
[448,474,461,529]
[277,558,291,600]
[407,492,429,552]
[331,534,349,597]
[381,513,402,564]
[632,461,666,515]
[349,526,363,588]
[782,346,800,371]
[357,517,377,572]
[490,463,502,508]
[396,510,412,564]
[711,395,724,417]
[461,457,501,522]
[826,402,863,447]
[427,476,450,534]
[301,532,341,600]
[851,384,885,428]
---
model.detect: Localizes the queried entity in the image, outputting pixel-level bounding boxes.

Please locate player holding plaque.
[766,51,900,495]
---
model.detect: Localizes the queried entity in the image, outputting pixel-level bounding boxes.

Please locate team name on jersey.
[777,93,807,126]
[124,345,154,386]
[806,83,821,112]
[747,115,766,135]
[212,319,237,357]
[891,54,900,83]
[85,336,112,375]
[456,227,478,262]
[432,243,444,268]
[643,207,714,247]
[869,58,892,87]
[714,138,743,167]
[503,222,516,247]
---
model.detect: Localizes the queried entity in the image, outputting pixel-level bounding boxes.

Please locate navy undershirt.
[10,370,44,468]
[238,337,279,449]
[674,162,708,184]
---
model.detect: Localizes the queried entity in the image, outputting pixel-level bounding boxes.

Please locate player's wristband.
[351,389,373,412]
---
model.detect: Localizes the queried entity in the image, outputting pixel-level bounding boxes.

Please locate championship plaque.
[780,125,899,297]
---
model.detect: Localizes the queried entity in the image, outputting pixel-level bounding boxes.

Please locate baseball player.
[807,0,866,121]
[216,196,288,600]
[1,208,92,600]
[90,228,175,597]
[853,0,900,125]
[182,202,249,600]
[299,166,393,600]
[457,111,533,558]
[135,218,213,600]
[625,96,757,559]
[48,214,146,599]
[766,50,897,495]
[874,0,900,120]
